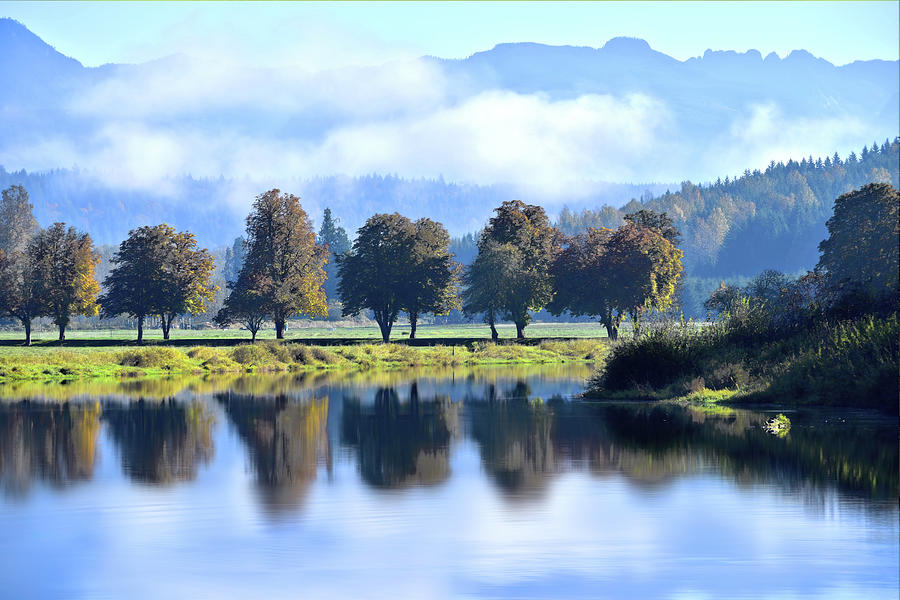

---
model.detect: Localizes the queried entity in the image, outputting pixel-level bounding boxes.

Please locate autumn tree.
[817,183,899,304]
[234,189,328,339]
[605,222,683,336]
[100,225,173,343]
[29,223,100,341]
[474,200,559,338]
[547,227,625,339]
[317,208,351,303]
[0,185,41,344]
[157,230,217,340]
[338,213,416,342]
[402,218,461,339]
[624,209,681,246]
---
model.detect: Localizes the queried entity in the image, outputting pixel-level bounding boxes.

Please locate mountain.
[0,18,897,266]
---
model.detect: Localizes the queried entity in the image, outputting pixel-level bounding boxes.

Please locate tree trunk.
[251,328,258,342]
[137,315,144,344]
[23,319,31,346]
[630,312,642,338]
[161,314,171,340]
[376,317,392,343]
[602,311,619,341]
[515,321,526,339]
[408,311,418,339]
[275,319,285,340]
[58,323,66,342]
[489,321,499,341]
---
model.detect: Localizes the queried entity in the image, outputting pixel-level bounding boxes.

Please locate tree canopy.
[474,200,559,338]
[29,223,100,341]
[236,189,328,338]
[817,183,899,303]
[338,213,417,342]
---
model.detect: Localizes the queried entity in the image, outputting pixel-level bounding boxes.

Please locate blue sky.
[3,1,898,67]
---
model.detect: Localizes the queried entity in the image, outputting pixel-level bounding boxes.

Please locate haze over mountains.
[0,17,897,250]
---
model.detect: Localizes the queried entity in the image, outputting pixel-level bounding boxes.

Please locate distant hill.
[556,139,900,277]
[0,17,897,280]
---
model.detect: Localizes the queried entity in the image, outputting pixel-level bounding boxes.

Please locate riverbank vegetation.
[0,338,608,383]
[589,183,899,411]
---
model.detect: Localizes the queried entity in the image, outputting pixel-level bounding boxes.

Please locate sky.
[2,1,898,68]
[0,1,897,203]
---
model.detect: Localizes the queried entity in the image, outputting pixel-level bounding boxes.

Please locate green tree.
[29,223,101,341]
[0,248,41,345]
[817,183,899,302]
[0,185,40,344]
[703,282,744,316]
[624,209,682,246]
[547,227,625,339]
[238,189,328,339]
[403,218,461,339]
[461,238,515,340]
[0,185,39,256]
[338,213,416,342]
[476,200,559,338]
[100,225,173,344]
[214,270,268,342]
[223,237,245,285]
[157,231,217,340]
[317,208,351,302]
[605,222,684,336]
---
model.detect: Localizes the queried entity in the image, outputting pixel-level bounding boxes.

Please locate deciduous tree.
[30,223,100,341]
[100,225,172,343]
[238,189,328,339]
[338,213,416,342]
[403,218,461,339]
[475,200,559,338]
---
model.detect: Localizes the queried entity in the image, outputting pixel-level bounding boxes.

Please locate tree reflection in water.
[0,401,101,497]
[341,382,458,488]
[104,399,216,485]
[217,391,330,513]
[0,370,894,513]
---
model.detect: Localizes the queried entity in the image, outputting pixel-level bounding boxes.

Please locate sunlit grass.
[0,338,608,384]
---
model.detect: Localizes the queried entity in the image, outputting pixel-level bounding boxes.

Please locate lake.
[0,366,897,599]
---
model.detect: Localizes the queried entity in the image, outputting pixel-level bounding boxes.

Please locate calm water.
[0,366,897,599]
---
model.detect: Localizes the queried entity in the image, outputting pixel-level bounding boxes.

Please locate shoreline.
[0,339,608,384]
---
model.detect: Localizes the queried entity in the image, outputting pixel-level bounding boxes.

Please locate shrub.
[118,347,186,369]
[230,344,275,366]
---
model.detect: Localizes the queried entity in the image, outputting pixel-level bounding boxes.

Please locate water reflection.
[104,399,216,484]
[0,401,101,496]
[0,370,895,508]
[341,382,459,488]
[218,391,330,512]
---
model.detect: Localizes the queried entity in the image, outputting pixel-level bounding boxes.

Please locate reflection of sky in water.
[0,369,896,599]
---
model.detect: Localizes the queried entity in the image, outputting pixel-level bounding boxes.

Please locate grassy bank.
[587,314,898,410]
[0,339,608,384]
[0,322,613,345]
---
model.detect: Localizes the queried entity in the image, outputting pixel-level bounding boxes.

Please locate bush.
[230,344,276,366]
[118,346,186,369]
[597,326,706,391]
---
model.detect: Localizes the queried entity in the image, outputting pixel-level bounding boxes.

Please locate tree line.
[3,178,893,345]
[0,184,685,344]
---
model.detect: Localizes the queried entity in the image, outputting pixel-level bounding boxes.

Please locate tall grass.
[590,314,898,410]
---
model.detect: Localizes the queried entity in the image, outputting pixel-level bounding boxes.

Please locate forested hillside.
[0,167,667,248]
[555,138,900,277]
